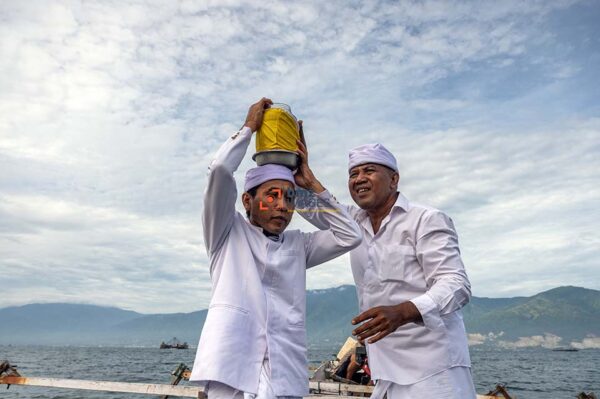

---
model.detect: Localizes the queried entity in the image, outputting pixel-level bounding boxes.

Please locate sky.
[1,0,599,314]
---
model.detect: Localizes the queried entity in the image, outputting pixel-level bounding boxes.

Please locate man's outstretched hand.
[244,97,273,132]
[351,302,423,344]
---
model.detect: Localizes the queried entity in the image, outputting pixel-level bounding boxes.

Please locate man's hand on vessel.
[294,121,325,193]
[244,97,273,132]
[351,301,423,344]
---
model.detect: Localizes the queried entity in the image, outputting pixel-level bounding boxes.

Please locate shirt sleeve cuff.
[240,126,253,136]
[315,189,332,201]
[410,293,444,331]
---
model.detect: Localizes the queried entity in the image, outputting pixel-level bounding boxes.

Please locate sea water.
[0,345,597,398]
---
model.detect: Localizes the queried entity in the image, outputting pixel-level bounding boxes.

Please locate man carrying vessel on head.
[190,98,362,399]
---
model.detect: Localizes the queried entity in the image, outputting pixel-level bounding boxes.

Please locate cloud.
[468,331,504,346]
[570,335,600,349]
[498,333,564,349]
[1,0,599,312]
[475,333,600,349]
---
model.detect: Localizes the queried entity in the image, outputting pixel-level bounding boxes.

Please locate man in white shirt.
[189,98,362,399]
[303,143,476,399]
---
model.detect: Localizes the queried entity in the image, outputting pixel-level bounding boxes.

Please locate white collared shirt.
[190,127,362,396]
[303,192,472,385]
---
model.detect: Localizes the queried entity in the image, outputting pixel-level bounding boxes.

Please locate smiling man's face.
[243,179,296,235]
[348,163,399,211]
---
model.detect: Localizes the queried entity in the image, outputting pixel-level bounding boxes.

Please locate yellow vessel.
[253,103,300,169]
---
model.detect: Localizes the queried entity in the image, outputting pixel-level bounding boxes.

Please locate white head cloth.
[244,164,295,192]
[348,143,398,172]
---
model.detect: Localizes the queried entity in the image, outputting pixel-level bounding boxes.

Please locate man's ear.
[242,192,252,214]
[391,172,400,190]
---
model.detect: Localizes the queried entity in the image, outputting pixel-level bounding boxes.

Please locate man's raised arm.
[202,98,272,255]
[293,135,362,268]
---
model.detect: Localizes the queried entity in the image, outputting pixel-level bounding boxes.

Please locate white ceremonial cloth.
[301,192,473,386]
[244,163,295,192]
[190,127,362,397]
[347,143,398,172]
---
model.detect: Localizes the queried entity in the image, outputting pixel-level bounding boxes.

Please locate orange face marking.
[259,188,282,211]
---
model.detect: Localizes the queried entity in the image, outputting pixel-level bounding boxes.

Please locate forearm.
[202,127,252,254]
[210,127,253,174]
[410,211,471,328]
[299,189,355,230]
[310,190,361,244]
[411,272,471,318]
[303,190,362,268]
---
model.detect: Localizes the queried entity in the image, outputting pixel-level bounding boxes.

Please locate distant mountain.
[0,303,141,344]
[1,286,598,347]
[306,285,358,347]
[113,311,208,345]
[310,285,600,344]
[464,286,600,341]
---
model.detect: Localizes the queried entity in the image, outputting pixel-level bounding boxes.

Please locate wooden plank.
[309,397,501,399]
[0,376,502,399]
[310,381,373,394]
[0,376,201,397]
[308,381,502,398]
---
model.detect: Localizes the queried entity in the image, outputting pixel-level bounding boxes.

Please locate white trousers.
[371,366,477,399]
[205,359,301,399]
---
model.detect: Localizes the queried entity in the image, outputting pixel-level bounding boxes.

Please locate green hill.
[1,286,598,347]
[465,286,600,341]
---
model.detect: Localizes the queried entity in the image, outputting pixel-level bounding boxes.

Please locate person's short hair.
[245,185,259,217]
[246,185,259,198]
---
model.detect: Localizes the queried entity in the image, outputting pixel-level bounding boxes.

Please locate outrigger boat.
[2,353,595,398]
[1,359,513,399]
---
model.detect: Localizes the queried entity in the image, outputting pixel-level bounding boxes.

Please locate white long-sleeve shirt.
[190,127,362,396]
[302,192,472,385]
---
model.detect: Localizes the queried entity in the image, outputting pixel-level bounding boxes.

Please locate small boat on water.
[552,347,579,352]
[160,337,189,349]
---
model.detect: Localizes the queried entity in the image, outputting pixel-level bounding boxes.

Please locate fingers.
[352,317,380,336]
[296,139,307,156]
[251,98,272,113]
[260,97,273,107]
[296,138,307,151]
[366,329,391,344]
[353,314,391,342]
[352,308,377,325]
[298,120,307,146]
[263,98,273,109]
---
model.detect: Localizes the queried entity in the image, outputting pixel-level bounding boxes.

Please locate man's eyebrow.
[350,164,378,174]
[265,187,293,193]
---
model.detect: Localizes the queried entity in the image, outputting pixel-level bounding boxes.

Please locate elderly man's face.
[348,163,399,211]
[242,179,296,235]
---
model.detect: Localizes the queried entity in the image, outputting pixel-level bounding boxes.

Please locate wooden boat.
[552,347,579,352]
[1,359,517,399]
[160,337,189,349]
[6,358,589,399]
